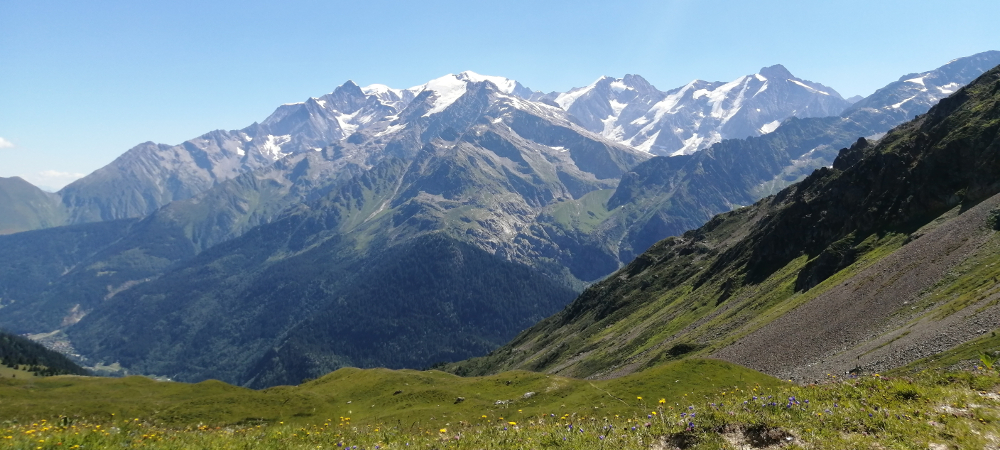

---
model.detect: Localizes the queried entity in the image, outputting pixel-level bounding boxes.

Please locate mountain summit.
[544,66,850,156]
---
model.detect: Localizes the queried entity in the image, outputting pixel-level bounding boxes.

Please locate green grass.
[546,189,614,234]
[920,233,1000,320]
[0,359,782,427]
[0,364,40,379]
[0,366,997,449]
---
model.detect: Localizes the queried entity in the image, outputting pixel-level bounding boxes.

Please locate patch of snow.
[633,130,660,153]
[419,74,469,117]
[609,99,627,116]
[695,76,750,123]
[760,119,782,134]
[336,110,361,137]
[789,79,830,96]
[315,99,327,108]
[363,84,410,110]
[244,135,253,142]
[261,135,291,161]
[673,131,722,155]
[282,102,305,106]
[755,73,767,82]
[609,80,630,93]
[646,81,698,123]
[492,116,504,124]
[456,71,518,94]
[753,81,769,97]
[673,133,705,156]
[864,132,887,142]
[549,146,567,152]
[237,146,245,156]
[601,114,625,140]
[892,95,918,109]
[362,83,404,98]
[555,78,600,110]
[937,82,961,94]
[904,76,926,86]
[631,116,649,126]
[374,124,406,137]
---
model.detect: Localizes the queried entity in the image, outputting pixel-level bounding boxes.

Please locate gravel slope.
[713,193,1000,381]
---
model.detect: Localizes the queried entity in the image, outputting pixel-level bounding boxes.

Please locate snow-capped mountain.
[55,66,851,223]
[37,53,1000,227]
[546,65,851,156]
[843,50,1000,129]
[57,71,533,223]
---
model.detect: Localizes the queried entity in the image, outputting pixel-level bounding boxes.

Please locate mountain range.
[543,64,851,155]
[1,51,998,387]
[447,61,1000,382]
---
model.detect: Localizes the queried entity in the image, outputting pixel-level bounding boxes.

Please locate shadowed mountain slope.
[0,177,67,234]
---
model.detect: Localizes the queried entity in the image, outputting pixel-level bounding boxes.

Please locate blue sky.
[2,0,998,190]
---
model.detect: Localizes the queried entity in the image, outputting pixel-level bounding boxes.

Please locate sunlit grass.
[2,368,997,449]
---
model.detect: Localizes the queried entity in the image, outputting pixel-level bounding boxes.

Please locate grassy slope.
[0,365,996,449]
[447,208,917,379]
[0,364,40,379]
[0,359,782,426]
[0,177,68,234]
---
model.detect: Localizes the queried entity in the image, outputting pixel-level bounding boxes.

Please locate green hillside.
[0,176,67,234]
[0,361,996,449]
[0,330,88,377]
[0,359,779,426]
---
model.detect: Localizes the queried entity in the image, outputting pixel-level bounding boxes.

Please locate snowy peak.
[553,67,851,156]
[318,80,368,113]
[360,84,415,111]
[414,73,471,116]
[846,51,1000,119]
[454,71,519,94]
[401,71,537,117]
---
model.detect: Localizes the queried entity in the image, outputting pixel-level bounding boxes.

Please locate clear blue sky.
[2,0,998,190]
